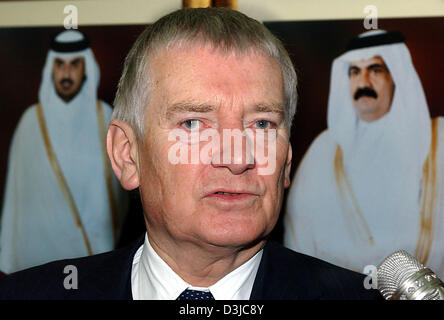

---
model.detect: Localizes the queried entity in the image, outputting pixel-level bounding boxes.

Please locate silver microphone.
[376,250,444,300]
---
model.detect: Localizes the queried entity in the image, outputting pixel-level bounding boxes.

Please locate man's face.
[349,56,395,122]
[136,44,292,250]
[52,56,85,102]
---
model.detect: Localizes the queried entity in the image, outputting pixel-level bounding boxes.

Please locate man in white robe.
[284,30,444,277]
[0,30,127,274]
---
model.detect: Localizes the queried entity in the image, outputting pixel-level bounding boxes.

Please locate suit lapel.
[249,241,298,300]
[96,234,144,299]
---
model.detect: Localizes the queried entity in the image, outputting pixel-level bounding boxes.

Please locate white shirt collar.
[131,233,263,300]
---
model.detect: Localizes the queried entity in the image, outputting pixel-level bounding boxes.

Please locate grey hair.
[112,7,297,139]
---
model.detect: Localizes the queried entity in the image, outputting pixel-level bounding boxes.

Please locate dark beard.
[55,77,86,103]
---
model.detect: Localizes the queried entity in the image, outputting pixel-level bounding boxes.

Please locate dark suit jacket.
[0,237,381,300]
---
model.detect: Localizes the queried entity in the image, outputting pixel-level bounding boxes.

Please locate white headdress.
[328,30,431,171]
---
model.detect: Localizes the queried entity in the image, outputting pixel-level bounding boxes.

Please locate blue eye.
[183,119,201,130]
[255,120,271,130]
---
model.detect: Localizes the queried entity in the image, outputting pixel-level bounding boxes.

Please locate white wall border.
[0,0,443,27]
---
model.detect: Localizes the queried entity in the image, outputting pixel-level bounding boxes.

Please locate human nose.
[357,70,371,88]
[211,122,255,175]
[61,63,72,78]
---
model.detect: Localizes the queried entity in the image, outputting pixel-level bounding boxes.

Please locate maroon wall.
[0,17,443,243]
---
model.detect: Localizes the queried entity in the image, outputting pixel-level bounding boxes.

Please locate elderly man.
[0,8,380,300]
[284,30,444,278]
[0,30,127,274]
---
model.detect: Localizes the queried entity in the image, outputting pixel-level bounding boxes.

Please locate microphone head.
[377,250,444,300]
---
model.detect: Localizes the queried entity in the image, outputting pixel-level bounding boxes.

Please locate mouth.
[60,79,74,89]
[204,189,260,201]
[215,191,241,195]
[357,95,377,100]
[201,187,262,211]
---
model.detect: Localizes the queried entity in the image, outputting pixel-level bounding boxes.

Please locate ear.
[107,120,140,190]
[284,143,292,188]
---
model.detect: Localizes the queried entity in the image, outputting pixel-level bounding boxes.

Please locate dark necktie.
[177,289,215,300]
